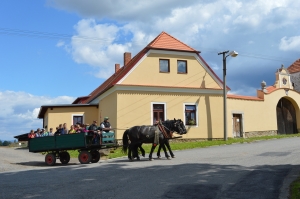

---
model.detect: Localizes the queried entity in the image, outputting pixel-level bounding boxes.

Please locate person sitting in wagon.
[28,129,36,138]
[100,117,111,133]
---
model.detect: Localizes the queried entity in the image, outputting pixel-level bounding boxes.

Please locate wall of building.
[227,89,300,137]
[120,52,221,89]
[98,92,117,133]
[45,106,98,131]
[114,90,224,140]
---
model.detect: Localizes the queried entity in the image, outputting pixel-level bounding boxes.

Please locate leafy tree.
[2,141,11,146]
[0,140,2,146]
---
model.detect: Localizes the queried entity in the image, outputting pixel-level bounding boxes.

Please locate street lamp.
[218,50,238,141]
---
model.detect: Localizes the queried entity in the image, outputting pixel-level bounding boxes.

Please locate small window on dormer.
[159,59,170,73]
[178,60,187,74]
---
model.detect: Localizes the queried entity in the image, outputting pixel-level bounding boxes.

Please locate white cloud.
[56,40,65,47]
[279,36,300,51]
[70,19,133,79]
[0,91,75,141]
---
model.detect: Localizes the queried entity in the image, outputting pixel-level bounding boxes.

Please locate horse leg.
[128,143,133,161]
[133,144,140,160]
[165,140,175,158]
[138,143,145,157]
[157,144,162,159]
[161,142,170,160]
[149,144,157,161]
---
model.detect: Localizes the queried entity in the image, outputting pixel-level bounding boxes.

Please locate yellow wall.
[227,89,300,137]
[120,53,221,89]
[114,90,224,139]
[45,106,98,131]
[98,92,117,132]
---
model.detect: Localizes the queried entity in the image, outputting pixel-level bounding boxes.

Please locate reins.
[157,121,173,139]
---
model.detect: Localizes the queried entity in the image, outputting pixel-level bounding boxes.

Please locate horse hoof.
[172,156,175,158]
[149,158,154,161]
[167,157,171,160]
[157,156,161,159]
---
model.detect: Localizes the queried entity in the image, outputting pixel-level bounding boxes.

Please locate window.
[159,59,170,73]
[177,60,187,74]
[185,105,196,125]
[73,116,83,125]
[153,104,165,124]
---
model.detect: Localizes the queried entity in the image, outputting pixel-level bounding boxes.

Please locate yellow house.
[38,32,300,140]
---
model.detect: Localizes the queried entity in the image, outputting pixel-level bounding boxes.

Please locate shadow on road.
[0,159,297,199]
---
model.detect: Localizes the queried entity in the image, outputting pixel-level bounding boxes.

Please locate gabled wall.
[119,50,221,90]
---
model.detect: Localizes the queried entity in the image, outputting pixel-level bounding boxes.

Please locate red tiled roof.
[266,86,278,93]
[81,31,225,104]
[227,94,263,101]
[287,59,300,74]
[147,32,198,52]
[72,96,90,104]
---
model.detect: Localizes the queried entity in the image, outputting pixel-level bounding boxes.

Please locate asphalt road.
[1,137,300,199]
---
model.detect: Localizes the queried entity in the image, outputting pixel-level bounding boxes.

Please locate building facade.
[38,32,300,140]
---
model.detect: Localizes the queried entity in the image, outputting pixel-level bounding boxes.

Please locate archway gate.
[276,98,297,134]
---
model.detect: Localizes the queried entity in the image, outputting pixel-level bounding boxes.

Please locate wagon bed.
[16,132,117,166]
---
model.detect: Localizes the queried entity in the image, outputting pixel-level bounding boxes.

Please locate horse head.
[173,118,187,135]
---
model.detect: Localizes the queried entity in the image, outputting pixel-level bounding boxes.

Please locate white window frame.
[151,102,167,124]
[183,103,198,127]
[71,114,84,125]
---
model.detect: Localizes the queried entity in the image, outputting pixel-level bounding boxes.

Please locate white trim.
[71,114,84,125]
[151,102,167,125]
[183,103,199,127]
[116,49,223,89]
[89,85,223,104]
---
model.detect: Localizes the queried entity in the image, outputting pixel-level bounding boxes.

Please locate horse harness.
[152,121,173,146]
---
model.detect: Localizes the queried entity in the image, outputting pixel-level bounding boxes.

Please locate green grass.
[290,175,300,199]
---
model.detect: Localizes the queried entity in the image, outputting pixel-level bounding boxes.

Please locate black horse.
[122,119,186,160]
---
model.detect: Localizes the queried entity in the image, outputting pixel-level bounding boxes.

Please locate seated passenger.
[62,123,68,135]
[44,128,54,136]
[100,117,111,133]
[35,128,42,137]
[40,129,45,136]
[28,129,35,138]
[68,125,76,134]
[54,125,63,136]
[88,120,98,132]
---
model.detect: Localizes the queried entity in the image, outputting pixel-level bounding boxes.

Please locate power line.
[200,47,293,63]
[0,27,295,63]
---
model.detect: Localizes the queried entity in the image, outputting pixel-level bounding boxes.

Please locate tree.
[0,140,2,146]
[2,141,11,146]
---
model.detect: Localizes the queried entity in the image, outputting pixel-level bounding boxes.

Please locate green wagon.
[16,132,117,166]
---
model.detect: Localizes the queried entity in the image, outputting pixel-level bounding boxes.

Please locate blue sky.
[1,0,300,141]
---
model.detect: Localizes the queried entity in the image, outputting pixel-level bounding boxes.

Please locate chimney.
[115,63,120,73]
[124,52,131,66]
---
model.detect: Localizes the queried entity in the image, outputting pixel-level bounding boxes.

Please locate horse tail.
[122,129,129,154]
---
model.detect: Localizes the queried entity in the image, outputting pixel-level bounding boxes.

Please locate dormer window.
[159,59,170,73]
[177,60,187,74]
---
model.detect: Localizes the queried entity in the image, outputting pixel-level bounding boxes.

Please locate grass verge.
[290,176,300,199]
